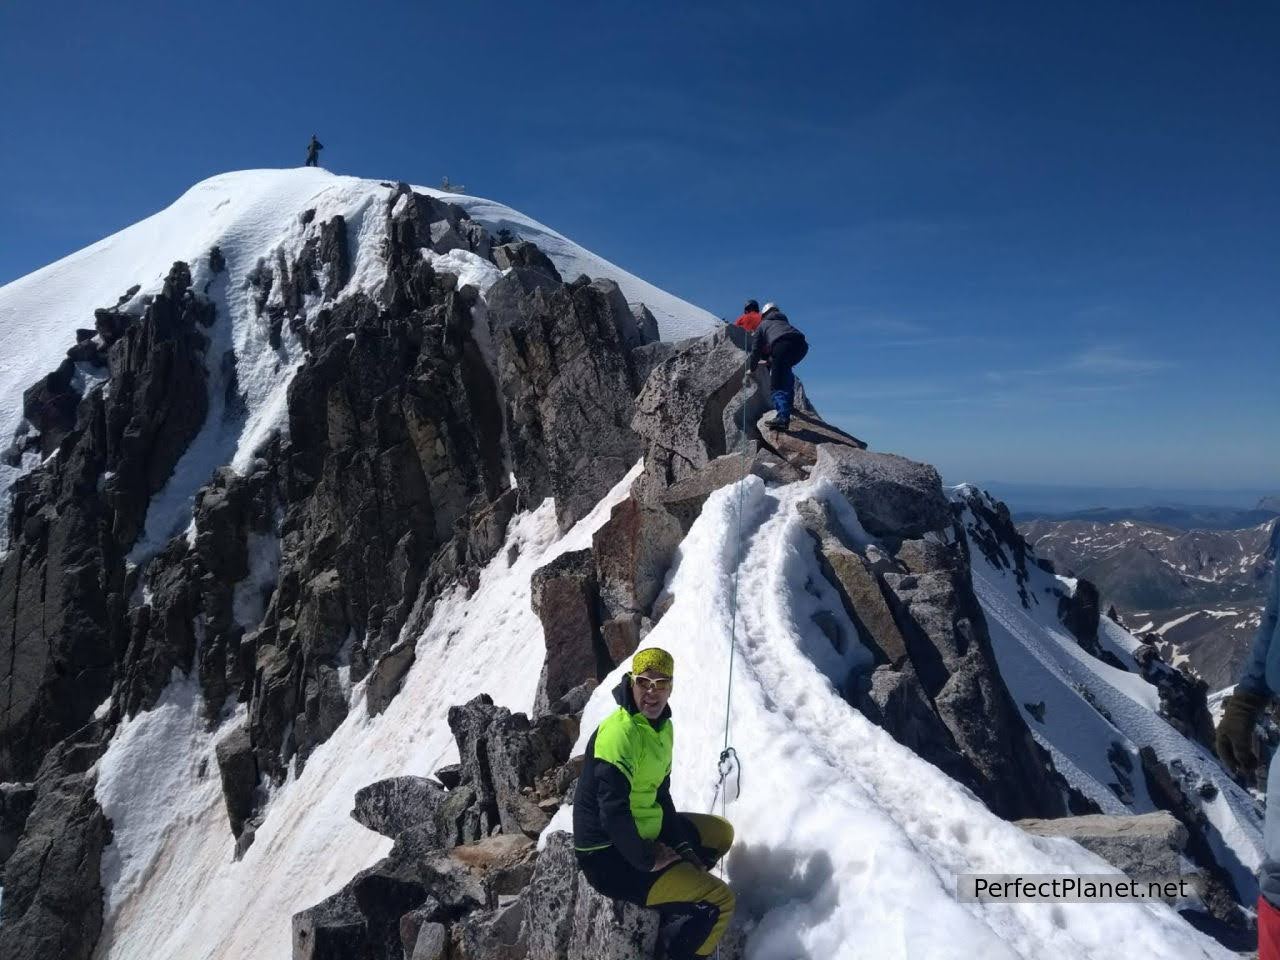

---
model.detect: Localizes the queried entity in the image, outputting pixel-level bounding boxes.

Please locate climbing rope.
[707,333,756,958]
[710,335,753,815]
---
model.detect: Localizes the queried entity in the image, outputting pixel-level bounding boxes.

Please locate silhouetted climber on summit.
[305,135,324,167]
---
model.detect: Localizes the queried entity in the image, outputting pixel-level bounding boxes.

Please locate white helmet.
[762,302,777,315]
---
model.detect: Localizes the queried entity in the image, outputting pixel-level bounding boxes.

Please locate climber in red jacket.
[733,300,762,333]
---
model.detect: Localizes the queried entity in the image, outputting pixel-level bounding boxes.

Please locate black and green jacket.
[573,675,679,871]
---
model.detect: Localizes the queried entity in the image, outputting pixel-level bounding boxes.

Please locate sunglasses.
[633,675,673,693]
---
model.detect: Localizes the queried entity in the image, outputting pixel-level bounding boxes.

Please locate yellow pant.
[645,813,736,957]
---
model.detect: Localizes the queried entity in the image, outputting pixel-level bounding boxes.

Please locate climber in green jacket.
[573,647,736,959]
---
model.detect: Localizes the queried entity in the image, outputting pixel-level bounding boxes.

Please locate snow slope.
[953,486,1263,901]
[0,168,718,551]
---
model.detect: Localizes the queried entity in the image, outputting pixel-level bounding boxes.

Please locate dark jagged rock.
[117,537,201,717]
[0,781,37,866]
[215,720,258,842]
[630,303,659,345]
[492,241,561,281]
[22,359,81,455]
[366,641,416,716]
[855,662,982,788]
[531,549,605,717]
[631,327,754,501]
[451,898,525,960]
[522,831,737,960]
[1,262,215,781]
[881,551,1077,820]
[0,726,110,960]
[1138,747,1253,945]
[446,695,571,841]
[592,494,683,622]
[1133,645,1215,748]
[490,271,645,530]
[352,776,448,839]
[434,764,463,790]
[243,209,508,776]
[291,887,369,960]
[102,261,213,545]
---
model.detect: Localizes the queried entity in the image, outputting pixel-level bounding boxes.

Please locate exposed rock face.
[215,720,258,841]
[0,724,111,960]
[792,471,1079,820]
[489,271,647,530]
[812,446,949,541]
[1017,811,1188,888]
[1138,747,1253,945]
[592,494,684,622]
[353,776,449,839]
[631,326,754,499]
[757,410,866,467]
[447,695,571,841]
[530,550,606,717]
[797,497,908,667]
[0,781,37,866]
[880,556,1074,820]
[523,832,744,960]
[0,260,216,782]
[1132,646,1215,748]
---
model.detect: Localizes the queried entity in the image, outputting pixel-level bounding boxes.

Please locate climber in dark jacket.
[305,135,324,167]
[748,302,808,431]
[574,647,735,960]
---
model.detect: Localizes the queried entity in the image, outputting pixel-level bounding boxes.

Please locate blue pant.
[768,334,808,420]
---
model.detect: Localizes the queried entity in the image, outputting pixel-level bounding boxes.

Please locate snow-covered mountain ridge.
[0,168,1260,960]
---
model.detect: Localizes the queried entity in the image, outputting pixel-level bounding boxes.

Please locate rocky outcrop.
[524,833,743,960]
[530,551,606,718]
[592,494,685,629]
[880,552,1075,819]
[0,260,217,782]
[812,446,949,542]
[1017,811,1188,889]
[489,271,649,530]
[0,781,36,866]
[790,466,1079,820]
[1138,748,1253,946]
[630,326,759,501]
[296,689,582,959]
[0,723,111,960]
[757,410,866,468]
[446,695,571,841]
[353,776,449,839]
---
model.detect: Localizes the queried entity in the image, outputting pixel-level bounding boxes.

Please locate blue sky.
[2,1,1276,492]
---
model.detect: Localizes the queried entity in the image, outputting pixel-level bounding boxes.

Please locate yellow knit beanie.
[631,647,675,677]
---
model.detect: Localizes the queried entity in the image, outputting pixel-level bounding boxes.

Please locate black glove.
[1216,689,1267,774]
[673,838,710,871]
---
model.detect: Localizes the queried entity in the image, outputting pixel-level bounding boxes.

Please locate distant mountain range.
[1019,513,1277,690]
[1016,504,1280,531]
[977,481,1280,516]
